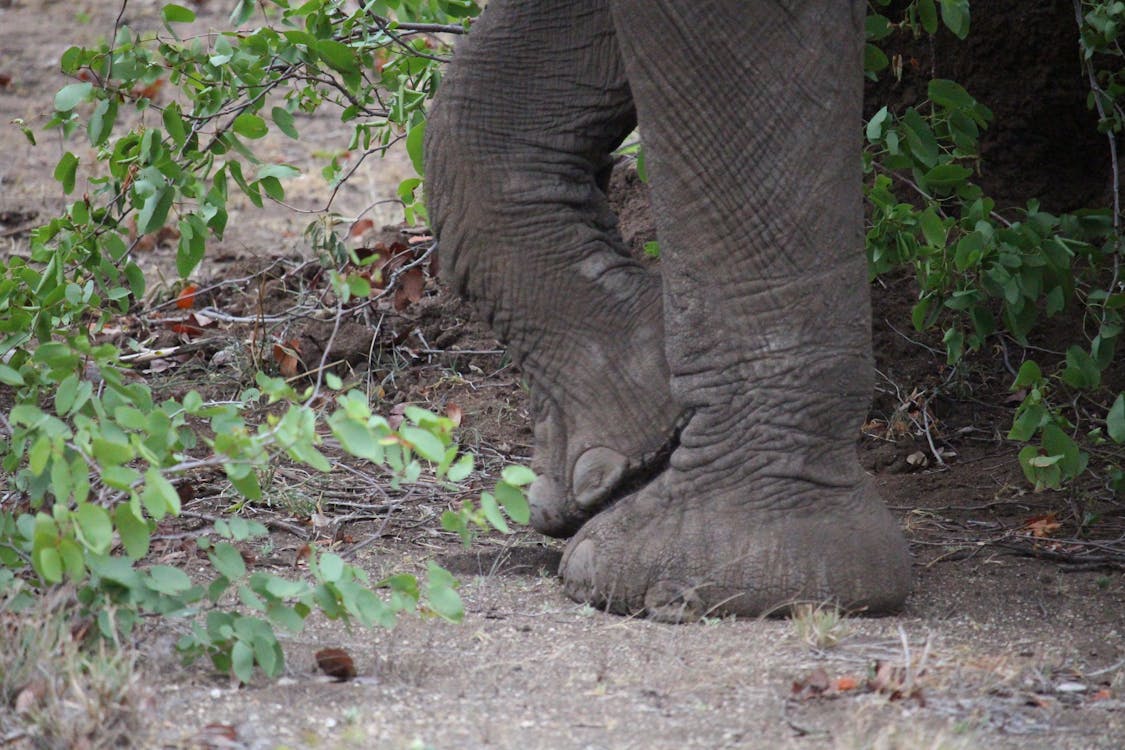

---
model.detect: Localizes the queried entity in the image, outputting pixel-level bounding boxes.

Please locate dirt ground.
[2,2,1124,749]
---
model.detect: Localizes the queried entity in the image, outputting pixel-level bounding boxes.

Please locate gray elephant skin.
[424,0,911,621]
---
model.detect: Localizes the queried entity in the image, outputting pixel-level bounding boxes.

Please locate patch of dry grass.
[1,583,148,749]
[791,603,852,650]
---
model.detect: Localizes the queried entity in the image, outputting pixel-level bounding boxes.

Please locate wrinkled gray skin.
[425,0,912,621]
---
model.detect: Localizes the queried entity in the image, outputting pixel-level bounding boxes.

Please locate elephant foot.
[527,390,684,538]
[559,471,911,621]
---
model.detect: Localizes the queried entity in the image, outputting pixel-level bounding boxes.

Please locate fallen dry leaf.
[316,648,357,681]
[867,660,925,705]
[176,284,198,310]
[1024,512,1061,538]
[131,77,165,100]
[14,678,47,714]
[166,312,212,338]
[393,266,426,311]
[388,402,408,430]
[191,723,239,747]
[294,544,312,568]
[273,339,302,378]
[349,218,375,238]
[176,481,196,505]
[791,667,831,699]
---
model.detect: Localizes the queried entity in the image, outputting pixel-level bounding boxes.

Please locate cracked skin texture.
[424,0,911,620]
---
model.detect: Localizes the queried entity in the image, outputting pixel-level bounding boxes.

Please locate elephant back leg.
[425,0,683,536]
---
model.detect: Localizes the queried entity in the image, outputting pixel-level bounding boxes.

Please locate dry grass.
[790,603,852,650]
[0,583,148,749]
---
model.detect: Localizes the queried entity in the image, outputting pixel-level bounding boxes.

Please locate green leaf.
[267,603,305,634]
[425,562,462,622]
[1009,403,1046,442]
[1017,445,1043,486]
[259,176,284,202]
[271,106,298,139]
[922,163,972,192]
[54,152,78,195]
[163,102,187,146]
[142,468,181,520]
[230,640,254,684]
[495,482,530,525]
[87,97,117,146]
[35,546,63,584]
[479,492,509,533]
[58,539,86,581]
[261,574,310,599]
[75,503,113,554]
[1107,393,1125,444]
[136,184,173,235]
[125,262,146,300]
[500,465,536,487]
[918,207,946,247]
[55,373,79,415]
[939,0,971,39]
[911,298,932,331]
[147,564,192,594]
[1012,360,1042,389]
[318,552,344,583]
[162,4,196,24]
[315,39,358,74]
[866,106,889,143]
[54,82,92,112]
[232,113,268,139]
[928,79,976,112]
[1045,286,1065,317]
[918,0,939,34]
[227,465,261,500]
[1041,424,1083,478]
[92,436,134,466]
[114,503,150,559]
[0,364,24,386]
[257,164,299,181]
[901,108,939,167]
[331,418,383,462]
[865,14,893,41]
[210,542,247,581]
[864,44,889,75]
[1027,453,1063,468]
[1061,346,1101,390]
[406,121,426,176]
[230,0,254,25]
[400,426,446,463]
[447,453,474,483]
[952,231,984,271]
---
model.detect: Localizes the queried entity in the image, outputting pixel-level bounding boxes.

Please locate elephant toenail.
[561,538,597,586]
[573,447,629,509]
[529,475,569,535]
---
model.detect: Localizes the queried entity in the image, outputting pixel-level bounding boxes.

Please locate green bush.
[0,0,534,688]
[864,0,1125,494]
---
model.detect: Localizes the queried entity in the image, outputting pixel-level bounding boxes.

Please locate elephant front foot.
[558,472,911,621]
[527,389,684,538]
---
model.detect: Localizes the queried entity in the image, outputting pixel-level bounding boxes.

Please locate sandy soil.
[1,2,1123,749]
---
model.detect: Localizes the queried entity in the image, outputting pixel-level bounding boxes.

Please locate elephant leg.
[425,0,683,536]
[560,0,911,618]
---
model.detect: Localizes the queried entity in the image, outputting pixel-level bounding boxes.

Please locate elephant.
[424,0,912,621]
